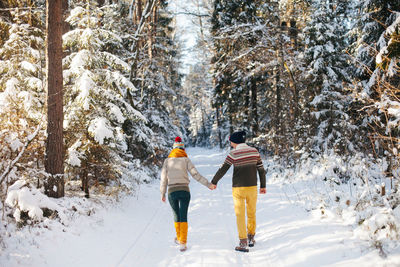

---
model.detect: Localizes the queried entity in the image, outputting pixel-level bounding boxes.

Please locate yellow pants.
[232,186,258,240]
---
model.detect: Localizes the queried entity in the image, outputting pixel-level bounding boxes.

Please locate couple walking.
[160,131,267,252]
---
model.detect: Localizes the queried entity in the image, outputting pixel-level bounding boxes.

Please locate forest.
[0,0,400,263]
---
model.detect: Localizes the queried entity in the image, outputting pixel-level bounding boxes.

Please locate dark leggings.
[168,190,191,222]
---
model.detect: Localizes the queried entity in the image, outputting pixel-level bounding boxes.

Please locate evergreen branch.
[0,124,42,185]
[0,7,44,11]
[171,12,209,17]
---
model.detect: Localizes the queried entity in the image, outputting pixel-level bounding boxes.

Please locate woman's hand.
[162,196,166,202]
[259,188,267,194]
[208,183,217,190]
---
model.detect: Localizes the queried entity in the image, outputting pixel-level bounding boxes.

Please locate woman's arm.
[187,158,211,187]
[160,159,168,199]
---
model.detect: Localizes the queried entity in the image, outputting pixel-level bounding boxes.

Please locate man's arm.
[211,155,233,185]
[256,156,266,191]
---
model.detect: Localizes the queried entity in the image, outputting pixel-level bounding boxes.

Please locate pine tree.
[63,1,152,195]
[352,0,400,94]
[304,0,354,155]
[350,0,400,162]
[0,3,47,190]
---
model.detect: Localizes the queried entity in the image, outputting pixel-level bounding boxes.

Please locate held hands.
[208,183,217,190]
[259,188,267,194]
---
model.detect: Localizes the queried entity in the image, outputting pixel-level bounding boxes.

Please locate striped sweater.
[212,143,266,188]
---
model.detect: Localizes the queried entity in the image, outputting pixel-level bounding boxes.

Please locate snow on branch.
[131,0,157,45]
[171,11,209,17]
[0,7,44,11]
[0,124,41,185]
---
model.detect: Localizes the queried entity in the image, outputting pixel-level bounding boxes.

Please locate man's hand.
[259,188,267,194]
[209,183,217,190]
[162,196,166,202]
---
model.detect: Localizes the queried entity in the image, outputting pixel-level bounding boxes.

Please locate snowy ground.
[2,147,400,266]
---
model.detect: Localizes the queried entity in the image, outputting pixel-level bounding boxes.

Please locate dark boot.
[235,239,249,252]
[248,234,256,247]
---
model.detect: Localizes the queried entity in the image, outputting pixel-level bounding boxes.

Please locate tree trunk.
[216,105,223,149]
[251,79,258,135]
[244,88,250,130]
[148,16,153,59]
[197,0,204,39]
[151,4,158,57]
[275,66,281,132]
[137,0,142,24]
[229,107,234,136]
[45,0,64,198]
[81,162,90,198]
[274,64,281,155]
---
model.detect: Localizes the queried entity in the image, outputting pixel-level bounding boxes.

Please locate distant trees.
[208,0,400,171]
[127,0,185,151]
[210,0,299,154]
[184,63,213,147]
[210,0,273,145]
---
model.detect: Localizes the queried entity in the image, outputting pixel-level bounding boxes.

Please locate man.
[211,130,267,252]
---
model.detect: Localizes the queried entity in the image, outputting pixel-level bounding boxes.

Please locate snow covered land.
[1,147,399,267]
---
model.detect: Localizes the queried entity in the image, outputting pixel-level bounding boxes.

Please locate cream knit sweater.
[160,157,210,197]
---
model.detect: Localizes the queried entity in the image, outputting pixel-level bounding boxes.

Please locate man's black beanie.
[229,130,246,144]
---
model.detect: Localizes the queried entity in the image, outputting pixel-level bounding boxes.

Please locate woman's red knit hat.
[173,136,185,149]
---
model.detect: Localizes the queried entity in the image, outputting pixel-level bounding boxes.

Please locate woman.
[160,136,214,252]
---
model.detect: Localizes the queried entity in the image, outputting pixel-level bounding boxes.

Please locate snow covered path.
[4,147,398,266]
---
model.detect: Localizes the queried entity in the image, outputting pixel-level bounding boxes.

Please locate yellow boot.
[174,222,181,244]
[180,222,188,252]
